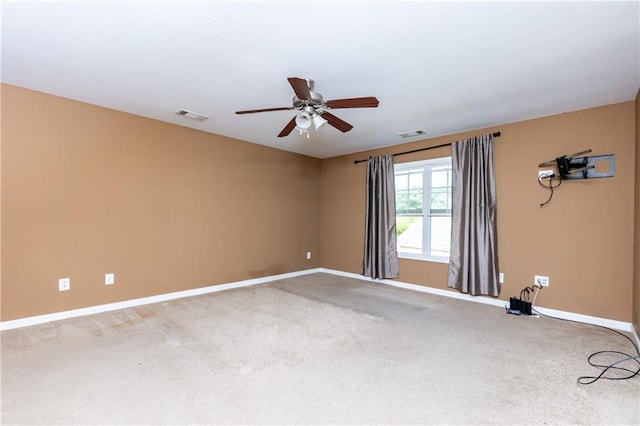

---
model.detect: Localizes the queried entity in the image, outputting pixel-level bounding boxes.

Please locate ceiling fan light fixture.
[295,112,312,130]
[312,113,328,130]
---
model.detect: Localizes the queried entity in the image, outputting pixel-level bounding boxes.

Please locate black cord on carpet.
[532,308,640,384]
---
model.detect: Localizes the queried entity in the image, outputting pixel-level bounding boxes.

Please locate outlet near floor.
[105,273,115,285]
[58,277,70,291]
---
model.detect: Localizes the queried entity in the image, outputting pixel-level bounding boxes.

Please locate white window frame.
[394,156,452,263]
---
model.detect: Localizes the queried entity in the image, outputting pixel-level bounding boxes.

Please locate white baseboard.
[0,268,323,331]
[318,268,636,334]
[2,267,636,340]
[318,267,508,308]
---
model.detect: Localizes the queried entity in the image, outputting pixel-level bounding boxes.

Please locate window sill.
[398,253,449,264]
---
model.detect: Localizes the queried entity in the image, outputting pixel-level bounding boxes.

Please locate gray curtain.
[362,155,399,279]
[447,133,500,296]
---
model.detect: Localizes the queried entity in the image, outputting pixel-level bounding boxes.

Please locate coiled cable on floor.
[532,308,640,384]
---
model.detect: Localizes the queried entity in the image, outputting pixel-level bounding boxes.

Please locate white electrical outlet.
[499,272,504,284]
[306,251,312,260]
[534,275,550,287]
[105,273,115,285]
[58,277,70,292]
[538,170,554,178]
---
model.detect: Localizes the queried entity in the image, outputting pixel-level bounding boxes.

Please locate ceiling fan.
[235,77,379,137]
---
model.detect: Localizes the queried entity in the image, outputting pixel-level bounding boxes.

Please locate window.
[394,157,452,262]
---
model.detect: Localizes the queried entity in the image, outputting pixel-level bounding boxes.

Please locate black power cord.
[532,308,640,384]
[538,172,562,207]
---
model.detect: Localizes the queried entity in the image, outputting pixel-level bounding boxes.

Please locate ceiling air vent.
[175,109,210,121]
[398,130,426,138]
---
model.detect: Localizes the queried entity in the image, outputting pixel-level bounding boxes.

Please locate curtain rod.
[353,131,501,164]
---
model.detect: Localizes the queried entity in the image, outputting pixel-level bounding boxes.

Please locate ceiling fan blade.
[236,106,292,114]
[322,112,353,133]
[277,117,297,137]
[288,77,311,101]
[325,97,380,109]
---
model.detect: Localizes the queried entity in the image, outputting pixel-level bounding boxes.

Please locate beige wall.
[1,84,321,321]
[634,89,640,334]
[321,102,636,322]
[2,84,637,325]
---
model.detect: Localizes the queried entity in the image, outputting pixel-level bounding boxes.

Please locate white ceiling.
[2,1,639,159]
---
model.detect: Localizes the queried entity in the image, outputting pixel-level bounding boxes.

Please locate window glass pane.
[407,189,422,213]
[395,172,408,190]
[396,193,409,213]
[430,216,451,257]
[396,216,423,254]
[430,190,450,213]
[431,169,448,188]
[396,168,423,215]
[409,171,422,188]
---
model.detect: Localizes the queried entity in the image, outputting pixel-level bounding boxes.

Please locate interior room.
[2,1,639,424]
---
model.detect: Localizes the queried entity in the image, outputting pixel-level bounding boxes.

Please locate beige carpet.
[2,273,639,425]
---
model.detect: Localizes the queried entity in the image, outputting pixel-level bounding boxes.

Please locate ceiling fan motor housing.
[292,91,324,109]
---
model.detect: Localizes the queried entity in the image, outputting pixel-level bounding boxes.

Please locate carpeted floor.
[2,273,639,425]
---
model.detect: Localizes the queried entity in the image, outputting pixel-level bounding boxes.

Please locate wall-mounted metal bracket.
[557,154,615,180]
[538,149,615,180]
